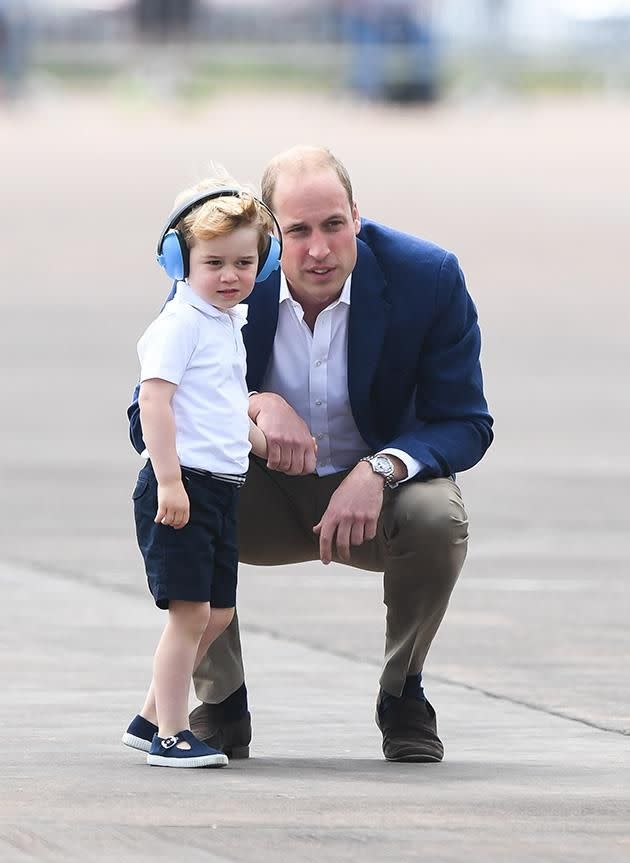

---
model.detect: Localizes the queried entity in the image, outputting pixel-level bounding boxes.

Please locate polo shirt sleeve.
[137,308,199,386]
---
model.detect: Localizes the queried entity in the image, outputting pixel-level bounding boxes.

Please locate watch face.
[372,455,393,474]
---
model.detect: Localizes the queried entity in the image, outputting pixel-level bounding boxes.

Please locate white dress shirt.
[137,281,250,474]
[261,273,421,480]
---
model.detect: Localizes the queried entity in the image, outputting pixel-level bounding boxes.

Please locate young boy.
[122,174,279,768]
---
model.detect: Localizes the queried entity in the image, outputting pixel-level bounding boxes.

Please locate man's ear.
[352,201,361,235]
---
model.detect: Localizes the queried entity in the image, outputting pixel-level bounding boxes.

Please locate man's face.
[187,227,259,311]
[271,167,360,310]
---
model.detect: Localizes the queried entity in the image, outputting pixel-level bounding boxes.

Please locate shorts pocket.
[132,475,150,500]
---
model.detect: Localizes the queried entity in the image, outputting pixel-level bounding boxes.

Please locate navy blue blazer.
[128,218,493,479]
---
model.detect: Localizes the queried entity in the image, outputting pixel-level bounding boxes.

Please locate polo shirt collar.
[175,280,248,324]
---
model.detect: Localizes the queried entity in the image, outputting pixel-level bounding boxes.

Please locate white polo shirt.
[137,281,250,474]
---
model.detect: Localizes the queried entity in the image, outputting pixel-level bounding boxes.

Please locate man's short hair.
[261,146,354,210]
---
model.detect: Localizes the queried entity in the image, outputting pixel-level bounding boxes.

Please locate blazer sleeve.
[386,252,493,477]
[127,383,144,454]
[126,281,178,455]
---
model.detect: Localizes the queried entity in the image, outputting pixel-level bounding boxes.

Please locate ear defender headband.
[156,188,282,284]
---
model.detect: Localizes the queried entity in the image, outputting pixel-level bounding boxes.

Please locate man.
[128,146,493,762]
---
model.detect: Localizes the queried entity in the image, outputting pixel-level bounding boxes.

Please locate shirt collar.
[175,280,248,325]
[279,271,352,310]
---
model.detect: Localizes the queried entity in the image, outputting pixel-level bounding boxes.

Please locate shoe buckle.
[161,736,178,749]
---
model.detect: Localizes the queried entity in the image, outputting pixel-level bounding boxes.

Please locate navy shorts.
[132,461,240,610]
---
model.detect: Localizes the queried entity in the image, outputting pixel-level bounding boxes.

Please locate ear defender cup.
[255,234,281,283]
[157,229,189,281]
[156,188,282,284]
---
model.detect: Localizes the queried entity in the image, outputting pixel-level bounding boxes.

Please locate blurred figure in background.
[131,0,203,99]
[0,0,29,102]
[133,0,200,41]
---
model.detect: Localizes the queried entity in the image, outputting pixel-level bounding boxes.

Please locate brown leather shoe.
[189,703,251,759]
[375,692,444,762]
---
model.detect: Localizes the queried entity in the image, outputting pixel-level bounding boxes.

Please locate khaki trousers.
[193,458,469,702]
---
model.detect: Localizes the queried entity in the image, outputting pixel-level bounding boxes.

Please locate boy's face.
[187,227,259,311]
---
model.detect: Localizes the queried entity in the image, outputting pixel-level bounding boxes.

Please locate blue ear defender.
[158,229,189,282]
[156,188,282,284]
[255,234,281,283]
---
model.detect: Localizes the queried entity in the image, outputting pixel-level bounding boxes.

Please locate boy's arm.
[139,378,189,529]
[248,418,268,459]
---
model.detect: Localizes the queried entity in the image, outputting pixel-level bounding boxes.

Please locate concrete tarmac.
[0,91,628,861]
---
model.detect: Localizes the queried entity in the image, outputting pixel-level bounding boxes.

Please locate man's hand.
[313,461,385,565]
[249,392,317,475]
[155,479,190,530]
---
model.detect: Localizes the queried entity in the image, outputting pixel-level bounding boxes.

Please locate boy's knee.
[170,600,212,635]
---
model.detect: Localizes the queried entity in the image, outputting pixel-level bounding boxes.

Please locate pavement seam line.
[240,622,630,738]
[9,556,629,739]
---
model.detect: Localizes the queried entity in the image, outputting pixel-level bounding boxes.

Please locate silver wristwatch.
[360,454,399,489]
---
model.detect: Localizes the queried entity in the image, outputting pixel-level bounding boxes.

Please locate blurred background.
[3,1,630,102]
[1,1,628,735]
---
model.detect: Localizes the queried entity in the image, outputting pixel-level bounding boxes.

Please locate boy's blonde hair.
[174,172,274,259]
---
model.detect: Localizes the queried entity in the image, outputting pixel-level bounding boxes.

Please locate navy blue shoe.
[147,730,229,768]
[122,714,158,753]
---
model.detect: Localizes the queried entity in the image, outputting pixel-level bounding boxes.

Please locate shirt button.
[315,360,322,367]
[315,399,322,406]
[317,433,327,440]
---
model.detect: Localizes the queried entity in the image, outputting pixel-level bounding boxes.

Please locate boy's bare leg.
[139,603,235,741]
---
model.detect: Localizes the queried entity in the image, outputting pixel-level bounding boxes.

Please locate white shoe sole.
[147,752,229,768]
[122,732,152,753]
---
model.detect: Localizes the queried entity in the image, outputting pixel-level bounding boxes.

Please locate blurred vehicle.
[337,1,439,103]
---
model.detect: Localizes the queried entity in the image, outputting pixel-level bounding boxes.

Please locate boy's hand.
[155,479,190,529]
[249,418,268,459]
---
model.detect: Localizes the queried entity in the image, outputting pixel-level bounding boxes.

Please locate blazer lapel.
[348,239,391,444]
[242,271,281,391]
